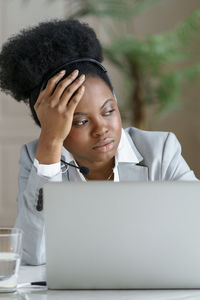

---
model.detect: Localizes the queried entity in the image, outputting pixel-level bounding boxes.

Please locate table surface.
[1,265,200,299]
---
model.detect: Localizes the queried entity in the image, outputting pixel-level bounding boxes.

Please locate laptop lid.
[43,181,200,289]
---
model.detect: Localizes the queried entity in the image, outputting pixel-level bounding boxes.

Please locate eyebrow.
[73,99,114,116]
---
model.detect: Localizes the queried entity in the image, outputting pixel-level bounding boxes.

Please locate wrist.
[36,132,63,164]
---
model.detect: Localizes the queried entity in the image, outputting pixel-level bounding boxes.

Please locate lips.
[92,138,115,153]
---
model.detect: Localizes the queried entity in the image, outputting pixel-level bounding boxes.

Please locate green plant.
[53,0,200,128]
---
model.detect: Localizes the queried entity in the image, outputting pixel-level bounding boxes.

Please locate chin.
[92,150,116,163]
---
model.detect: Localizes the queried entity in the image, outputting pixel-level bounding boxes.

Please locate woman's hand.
[35,69,85,164]
[35,69,85,142]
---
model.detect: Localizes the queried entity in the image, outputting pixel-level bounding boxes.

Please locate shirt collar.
[116,128,139,164]
[62,146,74,163]
[62,128,139,164]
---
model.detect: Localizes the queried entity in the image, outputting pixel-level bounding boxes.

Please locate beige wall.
[0,0,199,227]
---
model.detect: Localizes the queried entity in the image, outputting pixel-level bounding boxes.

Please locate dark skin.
[34,70,122,180]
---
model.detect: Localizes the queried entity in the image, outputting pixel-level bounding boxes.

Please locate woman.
[0,19,198,265]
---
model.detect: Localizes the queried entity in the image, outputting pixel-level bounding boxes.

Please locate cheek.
[111,112,122,131]
[66,128,88,147]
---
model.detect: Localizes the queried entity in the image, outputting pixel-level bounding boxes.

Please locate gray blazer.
[15,127,198,265]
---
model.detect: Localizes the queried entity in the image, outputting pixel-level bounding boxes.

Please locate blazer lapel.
[118,131,149,181]
[118,162,149,181]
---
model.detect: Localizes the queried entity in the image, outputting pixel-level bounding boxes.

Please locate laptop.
[43,181,200,289]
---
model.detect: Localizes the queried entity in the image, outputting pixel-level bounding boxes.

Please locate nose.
[91,117,108,137]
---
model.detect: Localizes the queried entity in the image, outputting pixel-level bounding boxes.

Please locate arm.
[15,69,86,265]
[15,143,62,265]
[161,132,198,181]
[34,69,85,165]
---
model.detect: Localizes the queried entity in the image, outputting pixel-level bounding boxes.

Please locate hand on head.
[35,69,85,164]
[35,69,85,142]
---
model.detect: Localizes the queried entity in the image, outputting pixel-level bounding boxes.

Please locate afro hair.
[0,19,104,104]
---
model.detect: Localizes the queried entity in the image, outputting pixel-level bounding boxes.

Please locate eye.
[103,108,115,116]
[73,119,88,127]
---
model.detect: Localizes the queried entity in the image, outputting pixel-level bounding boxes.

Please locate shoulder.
[124,126,175,145]
[124,127,180,160]
[123,127,198,181]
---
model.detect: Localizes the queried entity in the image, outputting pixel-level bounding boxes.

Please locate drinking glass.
[0,228,23,293]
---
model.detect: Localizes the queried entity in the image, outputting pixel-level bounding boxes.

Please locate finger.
[44,70,66,96]
[58,74,85,107]
[52,69,80,102]
[66,85,85,114]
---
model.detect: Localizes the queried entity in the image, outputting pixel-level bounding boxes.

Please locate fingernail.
[80,74,85,81]
[73,69,79,76]
[60,70,66,75]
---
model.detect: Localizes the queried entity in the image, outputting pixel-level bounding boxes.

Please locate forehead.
[75,76,114,111]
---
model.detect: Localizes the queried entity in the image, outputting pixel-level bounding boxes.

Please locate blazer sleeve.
[15,143,62,265]
[161,132,198,181]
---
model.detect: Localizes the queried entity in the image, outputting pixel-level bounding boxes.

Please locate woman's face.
[63,76,122,166]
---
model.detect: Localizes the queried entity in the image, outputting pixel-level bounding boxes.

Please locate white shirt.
[33,129,139,181]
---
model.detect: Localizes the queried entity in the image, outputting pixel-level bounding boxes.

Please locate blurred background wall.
[0,0,199,227]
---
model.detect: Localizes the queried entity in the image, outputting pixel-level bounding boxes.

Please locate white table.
[1,265,200,299]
